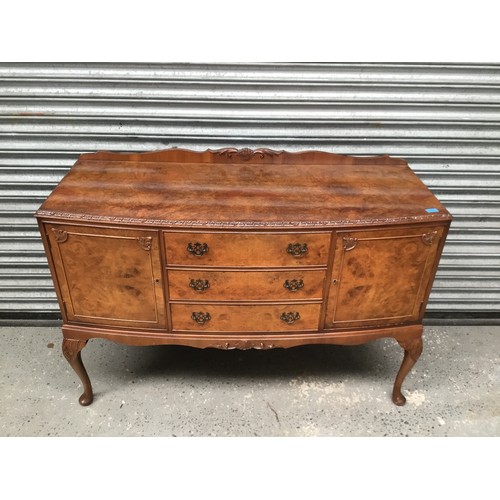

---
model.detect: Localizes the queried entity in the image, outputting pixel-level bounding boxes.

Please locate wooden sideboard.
[35,148,452,406]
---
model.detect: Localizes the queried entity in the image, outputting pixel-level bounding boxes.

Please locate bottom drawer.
[171,303,321,332]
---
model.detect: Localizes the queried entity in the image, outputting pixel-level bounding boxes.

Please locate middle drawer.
[168,269,326,301]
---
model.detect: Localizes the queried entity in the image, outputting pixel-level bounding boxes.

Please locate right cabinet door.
[325,226,444,329]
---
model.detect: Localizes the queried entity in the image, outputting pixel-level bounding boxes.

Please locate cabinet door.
[325,226,444,329]
[46,224,166,328]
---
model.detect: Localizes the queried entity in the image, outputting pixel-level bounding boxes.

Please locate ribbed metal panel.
[0,62,499,317]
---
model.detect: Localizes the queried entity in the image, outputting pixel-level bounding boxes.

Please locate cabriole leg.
[392,337,423,406]
[62,338,93,406]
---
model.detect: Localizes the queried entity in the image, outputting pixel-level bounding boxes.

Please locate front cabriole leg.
[62,338,93,406]
[392,336,423,406]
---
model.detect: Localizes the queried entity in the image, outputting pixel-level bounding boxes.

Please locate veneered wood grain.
[36,148,452,228]
[46,224,166,328]
[36,148,451,406]
[164,232,331,267]
[168,269,326,301]
[170,303,321,332]
[325,226,444,328]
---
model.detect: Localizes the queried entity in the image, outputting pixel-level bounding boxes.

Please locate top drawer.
[164,232,331,267]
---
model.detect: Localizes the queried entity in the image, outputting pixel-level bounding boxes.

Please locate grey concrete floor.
[0,325,498,436]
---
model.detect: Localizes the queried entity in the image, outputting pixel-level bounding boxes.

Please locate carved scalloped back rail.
[79,147,408,167]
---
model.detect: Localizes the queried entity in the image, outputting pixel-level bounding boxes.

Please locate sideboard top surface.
[36,148,452,228]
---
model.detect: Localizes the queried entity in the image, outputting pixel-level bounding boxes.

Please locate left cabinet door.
[45,224,167,328]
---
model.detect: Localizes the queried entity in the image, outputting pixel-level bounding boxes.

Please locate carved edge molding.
[213,147,283,161]
[51,228,68,243]
[422,231,438,245]
[137,236,152,251]
[210,340,276,350]
[343,236,357,251]
[36,210,451,228]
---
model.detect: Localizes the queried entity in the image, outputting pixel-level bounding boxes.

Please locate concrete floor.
[0,325,498,436]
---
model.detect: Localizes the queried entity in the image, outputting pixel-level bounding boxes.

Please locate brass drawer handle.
[280,312,300,324]
[191,311,211,325]
[286,243,308,258]
[187,242,209,256]
[283,279,304,292]
[189,279,210,292]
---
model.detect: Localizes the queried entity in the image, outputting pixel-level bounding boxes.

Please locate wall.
[1,63,498,317]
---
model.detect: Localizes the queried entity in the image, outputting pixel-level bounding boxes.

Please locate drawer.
[171,303,321,332]
[164,232,331,267]
[168,269,326,301]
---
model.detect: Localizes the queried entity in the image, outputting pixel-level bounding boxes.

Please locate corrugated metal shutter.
[1,62,499,318]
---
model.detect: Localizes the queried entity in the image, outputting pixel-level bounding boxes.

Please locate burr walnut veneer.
[35,148,452,406]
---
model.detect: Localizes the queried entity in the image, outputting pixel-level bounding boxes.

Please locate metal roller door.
[0,62,498,319]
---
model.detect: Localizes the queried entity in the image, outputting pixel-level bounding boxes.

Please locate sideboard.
[35,148,452,406]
